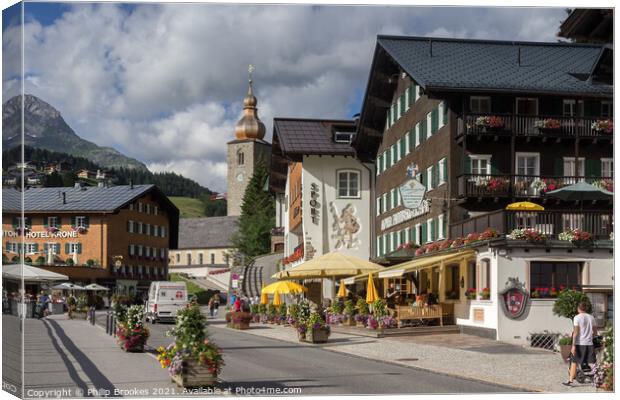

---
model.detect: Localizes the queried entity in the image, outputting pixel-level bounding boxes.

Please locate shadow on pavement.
[44,319,117,393]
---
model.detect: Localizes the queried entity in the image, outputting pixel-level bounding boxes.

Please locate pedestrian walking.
[208,297,215,317]
[563,301,598,387]
[213,295,220,316]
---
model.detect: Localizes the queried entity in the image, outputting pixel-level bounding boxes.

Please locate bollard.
[91,308,95,326]
[105,312,110,334]
[111,316,116,337]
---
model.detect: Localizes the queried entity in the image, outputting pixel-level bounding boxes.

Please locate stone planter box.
[119,342,145,353]
[345,317,357,326]
[171,359,218,388]
[69,312,88,320]
[229,311,251,330]
[297,331,306,342]
[356,321,366,328]
[307,327,329,344]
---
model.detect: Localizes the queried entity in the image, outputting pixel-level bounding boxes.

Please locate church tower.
[227,68,271,216]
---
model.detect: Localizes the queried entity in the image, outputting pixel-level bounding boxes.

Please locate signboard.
[380,199,431,231]
[3,230,79,238]
[310,183,320,224]
[500,277,529,319]
[399,179,426,209]
[473,308,484,322]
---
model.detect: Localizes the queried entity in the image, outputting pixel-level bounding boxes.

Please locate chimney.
[62,192,66,204]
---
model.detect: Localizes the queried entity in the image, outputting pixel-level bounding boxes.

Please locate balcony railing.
[458,174,613,198]
[458,113,613,137]
[450,210,613,240]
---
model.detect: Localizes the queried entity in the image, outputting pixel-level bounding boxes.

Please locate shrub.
[34,256,45,266]
[11,255,19,263]
[65,258,74,266]
[331,301,344,314]
[372,299,388,318]
[86,259,95,267]
[297,300,311,325]
[356,298,369,315]
[552,289,592,326]
[24,257,32,264]
[343,299,356,317]
[287,304,299,320]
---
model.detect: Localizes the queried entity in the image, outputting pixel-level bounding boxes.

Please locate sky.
[2,2,569,192]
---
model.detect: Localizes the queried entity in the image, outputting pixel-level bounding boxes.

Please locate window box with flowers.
[474,116,505,132]
[478,288,490,300]
[592,179,613,192]
[591,119,613,134]
[559,229,593,247]
[508,228,546,244]
[465,288,477,300]
[534,119,561,134]
[157,303,223,388]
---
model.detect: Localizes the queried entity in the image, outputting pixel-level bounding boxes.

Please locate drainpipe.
[356,152,375,261]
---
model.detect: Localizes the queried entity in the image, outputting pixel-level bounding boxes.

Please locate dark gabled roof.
[558,8,613,43]
[177,216,239,249]
[272,118,356,158]
[3,184,156,212]
[377,35,612,96]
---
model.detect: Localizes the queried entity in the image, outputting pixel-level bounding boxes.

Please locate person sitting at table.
[385,283,398,309]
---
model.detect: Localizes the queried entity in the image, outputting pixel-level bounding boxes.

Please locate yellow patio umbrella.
[505,201,544,211]
[262,280,307,295]
[260,283,269,305]
[272,290,282,306]
[337,279,347,298]
[366,273,378,304]
[272,251,383,279]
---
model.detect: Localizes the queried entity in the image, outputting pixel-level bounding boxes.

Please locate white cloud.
[3,4,568,190]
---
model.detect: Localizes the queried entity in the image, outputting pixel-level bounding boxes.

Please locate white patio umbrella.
[51,282,87,291]
[85,283,110,291]
[2,264,68,282]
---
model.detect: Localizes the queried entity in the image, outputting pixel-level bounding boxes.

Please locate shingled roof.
[273,118,356,157]
[377,36,612,96]
[177,216,240,249]
[3,184,157,212]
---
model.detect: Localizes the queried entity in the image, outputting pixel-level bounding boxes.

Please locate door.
[563,157,585,184]
[516,98,539,134]
[563,100,585,135]
[586,292,608,328]
[515,153,540,195]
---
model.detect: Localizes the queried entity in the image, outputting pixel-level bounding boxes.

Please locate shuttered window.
[431,107,439,133]
[399,138,406,158]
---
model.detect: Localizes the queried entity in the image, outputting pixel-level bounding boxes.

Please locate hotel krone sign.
[3,230,80,238]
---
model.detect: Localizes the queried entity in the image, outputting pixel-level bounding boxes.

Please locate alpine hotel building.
[2,184,179,294]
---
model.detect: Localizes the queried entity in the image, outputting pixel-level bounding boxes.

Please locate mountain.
[2,94,147,171]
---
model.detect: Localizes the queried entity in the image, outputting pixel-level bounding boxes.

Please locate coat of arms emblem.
[500,277,529,319]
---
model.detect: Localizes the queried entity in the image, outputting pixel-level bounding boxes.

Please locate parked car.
[145,281,188,323]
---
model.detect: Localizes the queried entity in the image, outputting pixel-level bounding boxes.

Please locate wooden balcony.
[458,113,613,138]
[450,209,613,240]
[457,174,613,198]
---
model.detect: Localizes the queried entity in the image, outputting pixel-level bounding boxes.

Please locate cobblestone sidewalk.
[218,321,601,393]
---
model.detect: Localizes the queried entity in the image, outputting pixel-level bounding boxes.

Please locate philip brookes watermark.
[235,386,303,396]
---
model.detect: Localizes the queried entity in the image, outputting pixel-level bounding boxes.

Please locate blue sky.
[2,3,569,191]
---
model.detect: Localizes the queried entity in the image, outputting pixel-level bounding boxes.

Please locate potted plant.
[465,288,477,300]
[593,327,614,391]
[366,315,379,330]
[591,119,613,134]
[116,305,150,352]
[296,323,308,342]
[534,118,561,133]
[157,303,224,388]
[249,304,260,323]
[295,300,311,341]
[68,295,89,319]
[278,303,287,325]
[266,304,277,324]
[257,304,267,323]
[552,289,592,362]
[558,335,573,362]
[479,288,490,300]
[343,299,357,326]
[355,298,369,327]
[475,115,505,132]
[287,303,300,327]
[306,312,330,343]
[379,315,398,329]
[229,310,252,330]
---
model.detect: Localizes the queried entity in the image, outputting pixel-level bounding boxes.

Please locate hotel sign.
[3,230,79,238]
[399,179,426,209]
[380,199,431,231]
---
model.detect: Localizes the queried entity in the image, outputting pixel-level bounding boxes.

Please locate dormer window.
[333,129,356,143]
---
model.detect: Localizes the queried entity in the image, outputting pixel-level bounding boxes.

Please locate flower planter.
[345,317,357,326]
[171,359,218,388]
[356,322,366,328]
[229,311,252,330]
[307,328,329,344]
[560,344,572,363]
[120,342,145,353]
[297,331,306,342]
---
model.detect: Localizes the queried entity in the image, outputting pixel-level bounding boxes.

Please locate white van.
[145,281,188,323]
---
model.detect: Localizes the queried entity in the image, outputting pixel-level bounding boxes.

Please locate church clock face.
[236,173,245,182]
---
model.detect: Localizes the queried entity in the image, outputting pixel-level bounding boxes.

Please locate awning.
[346,249,477,283]
[378,269,406,279]
[272,251,382,279]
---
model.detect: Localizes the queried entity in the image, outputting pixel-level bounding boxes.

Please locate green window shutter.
[433,165,439,187]
[43,217,49,229]
[6,242,11,251]
[491,163,499,175]
[65,243,70,254]
[44,243,49,252]
[586,159,601,178]
[386,191,391,210]
[84,216,90,228]
[420,120,427,142]
[12,217,17,229]
[25,217,31,229]
[421,224,428,243]
[71,216,76,228]
[77,243,82,254]
[431,108,439,133]
[430,220,436,241]
[443,159,448,182]
[407,86,413,107]
[408,129,414,152]
[464,157,472,174]
[400,94,406,115]
[442,103,449,125]
[400,138,406,158]
[554,158,563,176]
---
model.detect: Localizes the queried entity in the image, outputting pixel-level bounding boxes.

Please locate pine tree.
[232,163,275,257]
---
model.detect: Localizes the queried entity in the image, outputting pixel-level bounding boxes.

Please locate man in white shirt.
[563,301,597,386]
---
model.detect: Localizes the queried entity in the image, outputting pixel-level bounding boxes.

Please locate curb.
[213,324,546,393]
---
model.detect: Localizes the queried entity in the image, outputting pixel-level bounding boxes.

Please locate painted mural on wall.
[330,203,361,249]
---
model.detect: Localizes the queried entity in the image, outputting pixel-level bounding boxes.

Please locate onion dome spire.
[235,64,266,140]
